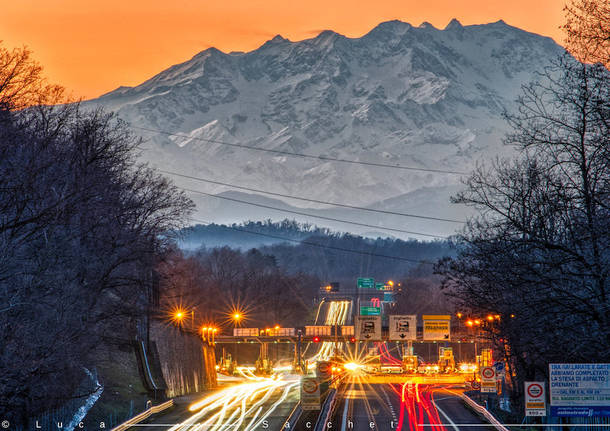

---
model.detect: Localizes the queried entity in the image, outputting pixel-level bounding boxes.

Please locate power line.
[129,124,469,175]
[189,218,438,264]
[158,169,466,224]
[179,186,448,238]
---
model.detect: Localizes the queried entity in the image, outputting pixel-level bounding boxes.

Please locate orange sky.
[1,0,566,99]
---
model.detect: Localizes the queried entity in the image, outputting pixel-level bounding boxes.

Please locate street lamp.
[171,307,188,329]
[200,326,218,345]
[230,310,245,364]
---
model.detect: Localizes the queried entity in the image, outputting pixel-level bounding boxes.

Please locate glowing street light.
[170,307,189,327]
[200,325,218,345]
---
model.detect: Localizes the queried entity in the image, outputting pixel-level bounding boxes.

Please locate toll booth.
[218,353,236,375]
[256,343,273,375]
[480,348,493,367]
[438,347,455,372]
[402,355,418,373]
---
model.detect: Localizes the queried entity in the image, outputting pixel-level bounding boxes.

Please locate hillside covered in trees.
[180,220,455,282]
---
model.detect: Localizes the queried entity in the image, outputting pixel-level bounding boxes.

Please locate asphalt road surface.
[132,375,299,431]
[328,380,487,431]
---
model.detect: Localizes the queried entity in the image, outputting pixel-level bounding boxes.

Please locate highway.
[134,299,492,431]
[134,370,299,431]
[329,379,487,431]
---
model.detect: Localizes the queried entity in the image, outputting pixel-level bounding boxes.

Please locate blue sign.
[550,406,610,417]
[550,363,610,417]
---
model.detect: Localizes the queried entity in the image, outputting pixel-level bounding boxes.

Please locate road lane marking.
[341,398,350,431]
[431,396,459,431]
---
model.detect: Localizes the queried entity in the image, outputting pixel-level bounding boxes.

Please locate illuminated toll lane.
[309,300,351,362]
[166,374,299,431]
[329,382,486,431]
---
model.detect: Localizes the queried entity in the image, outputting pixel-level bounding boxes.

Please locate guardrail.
[314,389,337,431]
[285,402,303,429]
[110,399,174,431]
[460,393,509,431]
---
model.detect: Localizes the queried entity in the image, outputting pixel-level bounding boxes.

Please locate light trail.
[389,382,451,431]
[167,372,299,431]
[309,300,351,362]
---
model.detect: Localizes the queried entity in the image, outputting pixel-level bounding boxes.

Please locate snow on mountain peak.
[86,20,565,237]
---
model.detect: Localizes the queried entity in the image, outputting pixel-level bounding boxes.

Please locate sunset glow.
[2,0,565,99]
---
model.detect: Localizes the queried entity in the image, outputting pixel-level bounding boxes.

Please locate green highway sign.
[357,277,375,288]
[360,306,381,316]
[375,283,386,290]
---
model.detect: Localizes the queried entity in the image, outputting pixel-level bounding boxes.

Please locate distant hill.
[179,219,335,250]
[179,220,454,281]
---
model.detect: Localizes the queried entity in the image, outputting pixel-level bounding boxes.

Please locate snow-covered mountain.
[86,19,563,240]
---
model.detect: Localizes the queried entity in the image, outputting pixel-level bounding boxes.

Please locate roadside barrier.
[315,389,337,431]
[285,402,303,429]
[110,399,174,431]
[460,393,510,431]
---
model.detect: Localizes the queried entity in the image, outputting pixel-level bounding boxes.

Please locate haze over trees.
[438,0,609,410]
[0,44,192,426]
[184,220,454,281]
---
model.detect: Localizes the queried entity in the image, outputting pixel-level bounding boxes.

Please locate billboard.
[389,315,416,341]
[525,381,546,416]
[355,315,382,341]
[550,363,610,417]
[422,315,451,341]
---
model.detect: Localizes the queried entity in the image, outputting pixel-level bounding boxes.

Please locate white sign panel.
[301,377,321,410]
[481,366,497,393]
[525,381,546,416]
[389,315,416,341]
[316,361,332,379]
[550,363,610,417]
[355,315,382,341]
[422,315,451,341]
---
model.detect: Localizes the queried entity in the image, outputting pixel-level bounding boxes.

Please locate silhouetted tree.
[0,43,192,426]
[438,53,609,405]
[563,0,610,66]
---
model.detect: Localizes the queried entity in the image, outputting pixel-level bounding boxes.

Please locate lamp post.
[456,312,463,361]
[232,312,242,364]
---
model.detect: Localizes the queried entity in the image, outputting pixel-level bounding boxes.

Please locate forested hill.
[180,220,454,280]
[180,220,336,250]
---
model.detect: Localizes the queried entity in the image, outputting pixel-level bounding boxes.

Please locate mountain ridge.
[86,19,564,239]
